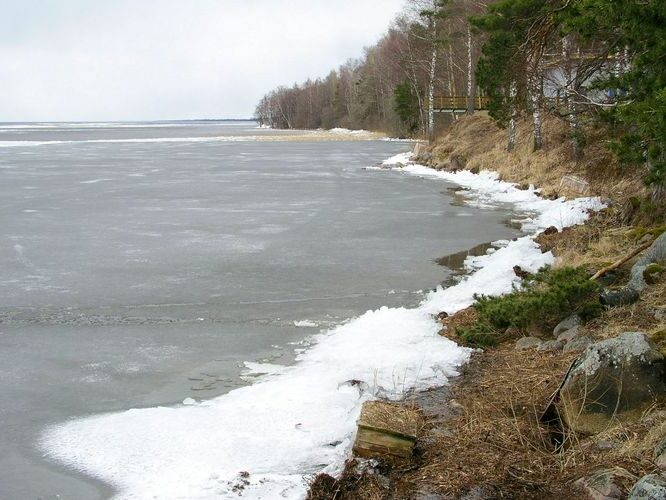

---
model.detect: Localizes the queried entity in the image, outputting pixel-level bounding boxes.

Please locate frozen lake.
[0,121,520,499]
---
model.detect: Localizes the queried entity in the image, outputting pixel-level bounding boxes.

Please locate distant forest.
[255,0,666,200]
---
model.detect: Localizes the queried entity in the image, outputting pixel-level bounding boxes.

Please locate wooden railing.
[431,96,490,111]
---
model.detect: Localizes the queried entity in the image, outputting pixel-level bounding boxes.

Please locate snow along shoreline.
[39,152,605,500]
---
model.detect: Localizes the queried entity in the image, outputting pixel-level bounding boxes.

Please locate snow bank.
[40,153,604,499]
[398,164,603,232]
[328,127,370,135]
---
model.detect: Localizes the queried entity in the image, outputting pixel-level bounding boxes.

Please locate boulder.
[654,438,666,469]
[450,154,467,171]
[563,335,594,352]
[630,233,666,292]
[557,325,582,343]
[515,337,543,350]
[538,340,565,352]
[628,474,666,500]
[554,314,582,336]
[413,142,428,158]
[558,332,666,434]
[655,307,666,322]
[416,151,433,164]
[602,232,666,307]
[574,468,634,500]
[600,287,640,307]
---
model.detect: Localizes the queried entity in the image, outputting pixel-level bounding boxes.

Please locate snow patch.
[328,127,370,135]
[293,319,318,328]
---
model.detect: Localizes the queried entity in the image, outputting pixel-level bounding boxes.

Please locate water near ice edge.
[40,153,604,499]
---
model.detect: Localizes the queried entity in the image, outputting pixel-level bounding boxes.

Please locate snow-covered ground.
[40,152,604,499]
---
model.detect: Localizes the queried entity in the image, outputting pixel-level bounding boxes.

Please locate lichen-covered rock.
[563,335,594,352]
[644,263,665,285]
[654,307,666,322]
[514,336,543,350]
[603,232,666,307]
[558,325,582,343]
[628,474,666,499]
[415,152,433,164]
[574,468,634,500]
[538,339,565,352]
[655,438,666,469]
[630,233,666,292]
[554,314,582,336]
[558,332,666,434]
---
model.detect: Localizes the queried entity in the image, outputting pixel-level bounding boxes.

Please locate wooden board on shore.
[352,401,420,459]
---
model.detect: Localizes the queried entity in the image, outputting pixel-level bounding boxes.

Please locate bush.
[458,322,498,347]
[473,266,600,334]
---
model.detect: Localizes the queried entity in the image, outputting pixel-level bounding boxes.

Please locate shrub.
[473,266,600,334]
[458,322,498,347]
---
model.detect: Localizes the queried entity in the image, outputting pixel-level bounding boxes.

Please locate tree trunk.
[405,35,426,136]
[531,90,542,151]
[562,36,582,160]
[448,38,456,102]
[646,154,665,204]
[466,23,475,115]
[528,70,542,151]
[428,46,437,143]
[508,81,517,152]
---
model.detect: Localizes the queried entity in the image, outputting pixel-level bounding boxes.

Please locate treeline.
[255,0,489,138]
[256,0,666,199]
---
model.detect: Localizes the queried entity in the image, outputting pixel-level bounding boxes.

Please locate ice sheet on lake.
[40,152,604,499]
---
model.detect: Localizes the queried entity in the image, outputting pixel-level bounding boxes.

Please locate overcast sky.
[0,0,406,122]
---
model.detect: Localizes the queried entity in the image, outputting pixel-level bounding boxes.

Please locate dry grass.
[540,211,637,270]
[538,212,666,342]
[438,307,478,339]
[584,282,666,343]
[307,460,388,500]
[306,114,666,500]
[430,113,648,203]
[358,401,422,438]
[387,346,662,498]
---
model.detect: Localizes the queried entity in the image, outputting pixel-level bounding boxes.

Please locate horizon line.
[0,118,256,124]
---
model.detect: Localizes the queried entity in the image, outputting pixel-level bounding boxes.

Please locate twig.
[589,240,653,281]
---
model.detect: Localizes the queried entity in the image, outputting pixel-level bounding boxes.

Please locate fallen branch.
[589,240,653,281]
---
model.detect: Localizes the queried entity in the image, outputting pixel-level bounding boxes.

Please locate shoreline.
[311,115,666,498]
[307,148,612,499]
[38,144,586,499]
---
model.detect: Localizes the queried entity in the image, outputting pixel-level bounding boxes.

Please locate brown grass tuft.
[387,346,662,498]
[431,113,649,205]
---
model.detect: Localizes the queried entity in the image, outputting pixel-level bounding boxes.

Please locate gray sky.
[0,0,405,122]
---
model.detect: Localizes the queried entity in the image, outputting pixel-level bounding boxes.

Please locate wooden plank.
[353,427,415,459]
[352,401,419,459]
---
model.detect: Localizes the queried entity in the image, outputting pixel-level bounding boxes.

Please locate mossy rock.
[644,263,665,285]
[559,333,666,435]
[627,225,666,242]
[652,330,666,357]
